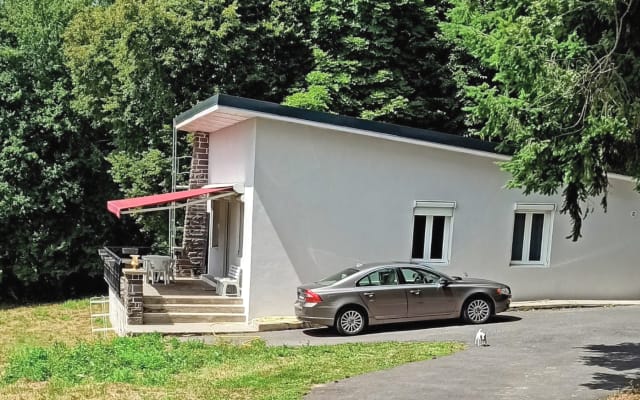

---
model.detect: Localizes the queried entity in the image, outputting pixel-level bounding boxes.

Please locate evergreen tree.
[64,0,313,247]
[0,0,121,299]
[285,0,463,133]
[442,0,640,239]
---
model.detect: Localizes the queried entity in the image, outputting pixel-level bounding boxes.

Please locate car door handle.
[409,289,421,295]
[363,292,375,298]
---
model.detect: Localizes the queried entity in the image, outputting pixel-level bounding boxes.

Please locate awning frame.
[118,191,236,216]
[107,186,238,218]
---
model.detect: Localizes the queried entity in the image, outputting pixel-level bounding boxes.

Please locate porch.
[100,247,253,335]
[143,277,217,297]
[142,277,245,325]
[125,278,304,335]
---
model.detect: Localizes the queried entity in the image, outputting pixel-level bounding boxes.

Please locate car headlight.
[497,287,511,296]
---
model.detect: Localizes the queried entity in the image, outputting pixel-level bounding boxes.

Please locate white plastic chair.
[214,265,242,296]
[142,255,171,285]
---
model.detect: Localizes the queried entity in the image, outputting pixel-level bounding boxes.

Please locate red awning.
[107,187,233,218]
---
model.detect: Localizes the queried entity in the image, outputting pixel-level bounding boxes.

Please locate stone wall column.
[122,269,144,325]
[176,132,209,276]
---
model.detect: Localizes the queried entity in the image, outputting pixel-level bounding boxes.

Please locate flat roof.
[174,94,634,182]
[175,94,499,155]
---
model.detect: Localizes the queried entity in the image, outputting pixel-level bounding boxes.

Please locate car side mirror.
[437,278,450,288]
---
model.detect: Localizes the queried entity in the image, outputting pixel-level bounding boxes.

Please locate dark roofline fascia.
[175,94,499,155]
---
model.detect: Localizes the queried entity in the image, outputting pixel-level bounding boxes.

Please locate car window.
[399,268,440,284]
[317,268,360,285]
[357,268,398,287]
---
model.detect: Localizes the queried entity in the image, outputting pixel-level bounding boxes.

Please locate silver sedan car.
[295,262,511,335]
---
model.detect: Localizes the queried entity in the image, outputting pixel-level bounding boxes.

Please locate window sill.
[509,263,549,268]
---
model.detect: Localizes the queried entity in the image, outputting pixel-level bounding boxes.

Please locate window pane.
[412,215,426,259]
[430,216,445,259]
[529,213,544,261]
[511,213,525,261]
[400,268,422,284]
[378,269,398,285]
[320,268,359,285]
[399,268,439,284]
[419,270,440,284]
[359,269,397,286]
[357,275,374,287]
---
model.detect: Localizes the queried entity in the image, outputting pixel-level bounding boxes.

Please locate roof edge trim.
[175,94,499,155]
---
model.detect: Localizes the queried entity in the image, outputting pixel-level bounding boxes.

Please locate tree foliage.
[284,0,463,133]
[64,0,313,149]
[5,0,638,301]
[442,0,640,239]
[0,0,121,299]
[63,0,313,247]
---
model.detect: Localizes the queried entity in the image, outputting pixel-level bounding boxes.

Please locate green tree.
[64,0,313,245]
[442,0,640,240]
[0,0,122,299]
[285,0,463,133]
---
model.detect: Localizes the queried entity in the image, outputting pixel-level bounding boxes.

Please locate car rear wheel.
[335,308,367,336]
[463,297,492,324]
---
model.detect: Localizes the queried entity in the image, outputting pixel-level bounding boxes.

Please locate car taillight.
[304,289,323,304]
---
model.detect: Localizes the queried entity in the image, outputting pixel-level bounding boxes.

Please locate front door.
[399,267,456,317]
[209,197,244,277]
[356,267,407,320]
[207,199,229,277]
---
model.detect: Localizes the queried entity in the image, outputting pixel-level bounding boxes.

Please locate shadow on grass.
[301,314,521,337]
[0,304,22,312]
[0,298,91,312]
[580,342,640,391]
[0,302,51,312]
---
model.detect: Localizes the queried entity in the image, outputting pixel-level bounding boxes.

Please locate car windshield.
[317,268,360,285]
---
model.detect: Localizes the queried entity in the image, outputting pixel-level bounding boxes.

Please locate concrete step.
[144,295,242,305]
[143,312,246,324]
[143,303,245,314]
[128,322,257,335]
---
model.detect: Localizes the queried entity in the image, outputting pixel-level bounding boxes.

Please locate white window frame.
[410,201,456,265]
[510,203,555,267]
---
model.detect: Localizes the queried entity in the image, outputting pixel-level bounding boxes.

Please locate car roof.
[355,261,430,271]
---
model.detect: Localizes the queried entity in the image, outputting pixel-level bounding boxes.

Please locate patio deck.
[143,277,218,297]
[140,277,247,328]
[124,277,307,335]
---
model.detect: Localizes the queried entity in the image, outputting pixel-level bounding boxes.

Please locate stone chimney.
[175,132,209,276]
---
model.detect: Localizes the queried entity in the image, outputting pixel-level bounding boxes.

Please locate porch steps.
[143,303,244,314]
[144,312,246,324]
[144,295,242,305]
[143,295,245,324]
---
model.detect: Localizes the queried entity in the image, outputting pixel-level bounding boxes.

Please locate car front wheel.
[335,308,367,336]
[463,298,492,324]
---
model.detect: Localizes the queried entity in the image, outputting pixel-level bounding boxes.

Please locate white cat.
[475,329,487,346]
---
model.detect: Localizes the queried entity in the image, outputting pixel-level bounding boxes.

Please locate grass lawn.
[0,300,463,400]
[608,389,640,400]
[0,299,96,367]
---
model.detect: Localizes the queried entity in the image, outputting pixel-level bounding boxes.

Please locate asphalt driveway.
[257,306,640,400]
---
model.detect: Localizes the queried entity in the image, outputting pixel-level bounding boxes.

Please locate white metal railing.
[89,296,113,336]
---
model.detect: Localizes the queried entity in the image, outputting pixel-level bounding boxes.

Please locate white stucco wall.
[209,119,256,184]
[108,288,127,336]
[248,118,640,318]
[207,119,255,311]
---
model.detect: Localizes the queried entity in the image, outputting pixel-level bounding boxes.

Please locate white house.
[109,94,640,324]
